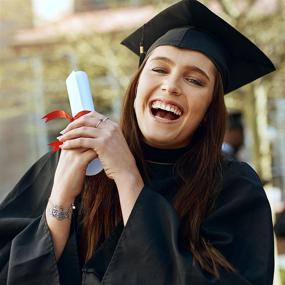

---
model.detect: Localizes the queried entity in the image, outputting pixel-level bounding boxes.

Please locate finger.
[60,137,99,150]
[81,149,98,162]
[60,148,87,156]
[62,111,103,133]
[58,126,103,142]
[74,146,99,159]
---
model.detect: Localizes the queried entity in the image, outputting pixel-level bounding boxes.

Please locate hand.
[58,111,139,183]
[58,111,145,225]
[51,148,97,204]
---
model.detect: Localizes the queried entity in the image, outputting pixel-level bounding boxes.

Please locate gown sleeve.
[0,152,64,285]
[99,160,274,285]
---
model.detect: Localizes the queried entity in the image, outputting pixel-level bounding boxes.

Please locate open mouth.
[149,100,183,121]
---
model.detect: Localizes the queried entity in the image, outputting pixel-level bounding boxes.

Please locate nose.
[161,76,181,96]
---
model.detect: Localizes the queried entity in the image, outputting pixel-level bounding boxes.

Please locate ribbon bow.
[42,110,90,152]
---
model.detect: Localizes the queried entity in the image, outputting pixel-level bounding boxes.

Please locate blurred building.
[0,0,33,47]
[74,0,108,10]
[0,0,37,200]
[0,0,156,200]
[0,0,284,205]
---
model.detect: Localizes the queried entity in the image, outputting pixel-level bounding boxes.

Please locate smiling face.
[134,45,217,149]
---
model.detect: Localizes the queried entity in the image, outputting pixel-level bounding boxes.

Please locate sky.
[32,0,74,25]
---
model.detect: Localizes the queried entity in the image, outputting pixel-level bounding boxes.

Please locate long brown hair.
[80,59,235,277]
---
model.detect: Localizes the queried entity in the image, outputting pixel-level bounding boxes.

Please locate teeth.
[151,101,182,116]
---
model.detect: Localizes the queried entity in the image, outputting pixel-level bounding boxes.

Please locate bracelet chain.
[47,199,75,221]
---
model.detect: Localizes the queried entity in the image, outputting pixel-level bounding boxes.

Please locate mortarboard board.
[121,0,275,94]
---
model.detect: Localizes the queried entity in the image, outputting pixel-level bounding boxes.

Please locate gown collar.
[142,142,190,164]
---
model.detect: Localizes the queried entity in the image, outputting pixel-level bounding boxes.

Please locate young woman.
[0,1,275,284]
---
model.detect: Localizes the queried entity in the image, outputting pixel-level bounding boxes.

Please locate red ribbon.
[42,110,91,153]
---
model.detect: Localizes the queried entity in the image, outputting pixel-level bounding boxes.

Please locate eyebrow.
[150,56,211,81]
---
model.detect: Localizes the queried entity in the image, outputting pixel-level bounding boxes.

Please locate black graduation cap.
[121,0,275,94]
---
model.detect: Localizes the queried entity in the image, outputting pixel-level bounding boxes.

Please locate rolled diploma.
[66,71,103,176]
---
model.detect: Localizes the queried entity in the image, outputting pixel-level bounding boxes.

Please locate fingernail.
[59,129,66,134]
[59,142,66,148]
[57,135,63,141]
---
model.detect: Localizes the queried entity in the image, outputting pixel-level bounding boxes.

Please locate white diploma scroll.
[66,71,103,176]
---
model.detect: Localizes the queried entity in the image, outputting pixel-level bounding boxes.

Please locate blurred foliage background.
[0,1,285,282]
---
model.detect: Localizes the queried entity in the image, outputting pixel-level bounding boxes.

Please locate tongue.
[155,109,177,120]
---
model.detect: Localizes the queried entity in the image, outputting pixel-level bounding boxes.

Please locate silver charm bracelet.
[47,199,76,221]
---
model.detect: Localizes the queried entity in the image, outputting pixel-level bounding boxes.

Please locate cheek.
[186,92,213,121]
[133,80,142,113]
[133,98,139,124]
[134,80,149,114]
[135,79,146,100]
[133,94,144,122]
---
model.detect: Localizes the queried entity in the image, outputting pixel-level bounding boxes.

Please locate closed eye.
[185,77,204,87]
[151,68,168,74]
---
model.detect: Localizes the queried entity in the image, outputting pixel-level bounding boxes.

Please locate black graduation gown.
[0,146,274,285]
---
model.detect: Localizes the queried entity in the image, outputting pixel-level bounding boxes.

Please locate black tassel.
[139,24,146,66]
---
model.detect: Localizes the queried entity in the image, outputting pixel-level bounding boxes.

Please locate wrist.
[114,169,144,226]
[46,198,75,221]
[49,188,76,207]
[115,170,144,191]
